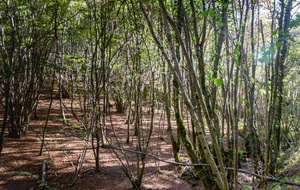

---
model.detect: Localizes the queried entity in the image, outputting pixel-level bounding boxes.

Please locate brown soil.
[0,93,204,190]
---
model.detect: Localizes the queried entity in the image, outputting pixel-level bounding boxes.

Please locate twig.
[70,142,88,187]
[28,126,57,176]
[41,160,49,187]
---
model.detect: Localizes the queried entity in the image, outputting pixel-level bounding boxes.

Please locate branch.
[102,144,300,187]
[41,160,49,187]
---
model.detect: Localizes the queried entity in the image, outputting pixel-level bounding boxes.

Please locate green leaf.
[289,14,300,28]
[259,82,264,87]
[238,149,244,156]
[213,78,223,86]
[259,89,266,95]
[203,11,209,16]
[290,37,296,43]
[276,41,283,48]
[262,55,269,63]
[234,49,240,56]
[236,41,242,46]
[240,98,248,103]
[209,10,216,17]
[269,46,276,54]
[234,58,239,67]
[243,185,253,190]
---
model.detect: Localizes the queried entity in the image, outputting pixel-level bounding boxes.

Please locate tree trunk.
[269,0,293,175]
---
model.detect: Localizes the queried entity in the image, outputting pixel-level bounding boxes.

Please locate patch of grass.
[279,146,300,174]
[277,145,300,189]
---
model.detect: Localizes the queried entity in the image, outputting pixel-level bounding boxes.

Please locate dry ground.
[1,93,299,190]
[0,93,204,190]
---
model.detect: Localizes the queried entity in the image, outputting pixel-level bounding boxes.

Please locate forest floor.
[0,92,300,190]
[0,92,205,190]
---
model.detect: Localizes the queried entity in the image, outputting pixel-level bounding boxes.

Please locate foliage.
[1,0,300,189]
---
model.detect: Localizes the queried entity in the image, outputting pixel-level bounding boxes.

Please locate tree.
[0,0,56,152]
[267,0,294,175]
[1,0,300,189]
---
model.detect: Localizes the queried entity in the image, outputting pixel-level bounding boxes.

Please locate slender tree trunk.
[232,0,249,188]
[269,0,293,175]
[39,77,55,156]
[0,83,10,154]
[140,1,229,189]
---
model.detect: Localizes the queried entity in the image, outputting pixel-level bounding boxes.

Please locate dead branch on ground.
[101,144,300,187]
